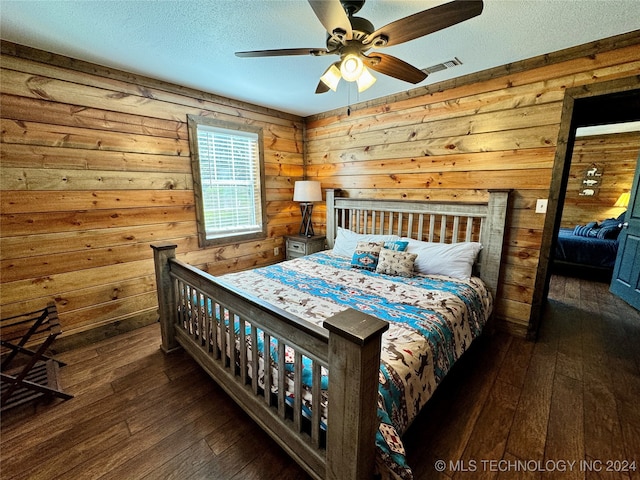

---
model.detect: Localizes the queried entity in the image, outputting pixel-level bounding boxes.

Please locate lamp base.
[299,203,315,237]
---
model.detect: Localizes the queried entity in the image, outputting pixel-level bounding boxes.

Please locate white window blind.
[196,124,263,239]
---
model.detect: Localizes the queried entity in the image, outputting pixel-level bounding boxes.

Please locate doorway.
[528,77,640,338]
[553,126,638,281]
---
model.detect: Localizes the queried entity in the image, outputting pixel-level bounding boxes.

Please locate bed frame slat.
[452,216,460,242]
[221,308,229,368]
[250,326,259,395]
[465,217,473,242]
[263,332,272,405]
[311,361,322,447]
[277,341,286,417]
[229,308,236,368]
[204,296,211,352]
[428,214,435,242]
[239,317,247,383]
[293,351,303,431]
[440,215,447,243]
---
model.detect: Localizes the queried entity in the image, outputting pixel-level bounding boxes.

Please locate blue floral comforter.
[220,251,492,479]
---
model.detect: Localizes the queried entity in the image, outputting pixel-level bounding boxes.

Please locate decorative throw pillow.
[383,240,409,252]
[332,227,400,258]
[596,219,622,240]
[573,222,598,238]
[402,238,482,280]
[375,249,417,277]
[351,241,384,271]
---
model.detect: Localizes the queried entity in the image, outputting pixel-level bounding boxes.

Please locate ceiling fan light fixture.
[356,66,376,92]
[320,63,342,91]
[340,53,363,82]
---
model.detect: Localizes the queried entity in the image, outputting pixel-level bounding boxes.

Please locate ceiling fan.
[235,0,483,94]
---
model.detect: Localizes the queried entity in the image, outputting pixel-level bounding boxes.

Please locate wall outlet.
[535,199,548,214]
[274,247,279,256]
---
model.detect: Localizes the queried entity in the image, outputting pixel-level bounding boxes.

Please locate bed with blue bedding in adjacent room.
[554,213,625,273]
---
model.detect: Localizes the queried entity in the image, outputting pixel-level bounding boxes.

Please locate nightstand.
[285,235,326,260]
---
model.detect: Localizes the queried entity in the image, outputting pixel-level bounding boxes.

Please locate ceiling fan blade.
[308,0,353,41]
[363,53,427,84]
[364,0,483,47]
[235,48,328,58]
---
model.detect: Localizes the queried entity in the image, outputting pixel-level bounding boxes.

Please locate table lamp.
[293,181,322,237]
[614,191,630,208]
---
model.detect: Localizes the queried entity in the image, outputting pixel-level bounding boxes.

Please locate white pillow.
[332,227,400,258]
[401,238,482,280]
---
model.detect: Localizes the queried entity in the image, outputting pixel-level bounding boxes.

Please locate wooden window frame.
[187,115,267,248]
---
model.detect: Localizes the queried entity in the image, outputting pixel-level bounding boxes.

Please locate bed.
[151,189,510,480]
[553,214,624,273]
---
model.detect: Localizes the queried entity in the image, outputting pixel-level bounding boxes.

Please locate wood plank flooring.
[1,275,639,479]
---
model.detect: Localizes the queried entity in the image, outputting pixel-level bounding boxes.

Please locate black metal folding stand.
[1,302,73,411]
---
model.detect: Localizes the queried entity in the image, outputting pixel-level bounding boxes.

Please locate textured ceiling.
[1,0,639,117]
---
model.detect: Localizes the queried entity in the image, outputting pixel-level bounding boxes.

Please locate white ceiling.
[576,121,640,137]
[1,0,639,117]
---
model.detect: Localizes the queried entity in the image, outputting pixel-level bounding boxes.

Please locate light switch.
[535,199,548,214]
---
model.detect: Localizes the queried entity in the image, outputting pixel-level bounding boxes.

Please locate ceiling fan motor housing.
[327,16,374,50]
[340,0,366,16]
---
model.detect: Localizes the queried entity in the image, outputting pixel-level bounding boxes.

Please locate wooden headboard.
[325,190,511,297]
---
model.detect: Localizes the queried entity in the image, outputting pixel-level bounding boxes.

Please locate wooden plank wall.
[305,38,640,336]
[560,131,639,228]
[0,42,304,348]
[1,35,639,343]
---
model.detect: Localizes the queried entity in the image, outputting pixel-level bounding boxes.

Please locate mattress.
[555,227,619,269]
[218,251,493,479]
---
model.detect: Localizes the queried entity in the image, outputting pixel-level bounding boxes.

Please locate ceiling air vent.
[422,57,463,75]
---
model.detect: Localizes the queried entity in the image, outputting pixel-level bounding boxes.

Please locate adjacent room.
[1,1,639,479]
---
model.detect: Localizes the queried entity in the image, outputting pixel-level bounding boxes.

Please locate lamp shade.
[320,63,341,92]
[293,181,322,202]
[356,66,376,93]
[614,192,630,208]
[340,53,363,82]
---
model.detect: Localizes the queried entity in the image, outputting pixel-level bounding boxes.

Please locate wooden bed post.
[323,309,389,480]
[325,188,340,249]
[479,190,511,299]
[151,242,180,353]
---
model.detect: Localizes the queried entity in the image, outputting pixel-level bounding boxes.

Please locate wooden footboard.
[151,243,389,480]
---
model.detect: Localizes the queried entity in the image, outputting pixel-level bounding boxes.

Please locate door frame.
[528,76,640,339]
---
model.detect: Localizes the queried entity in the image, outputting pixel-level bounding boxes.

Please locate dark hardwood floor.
[1,275,639,479]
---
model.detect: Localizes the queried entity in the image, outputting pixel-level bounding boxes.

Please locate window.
[187,115,267,247]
